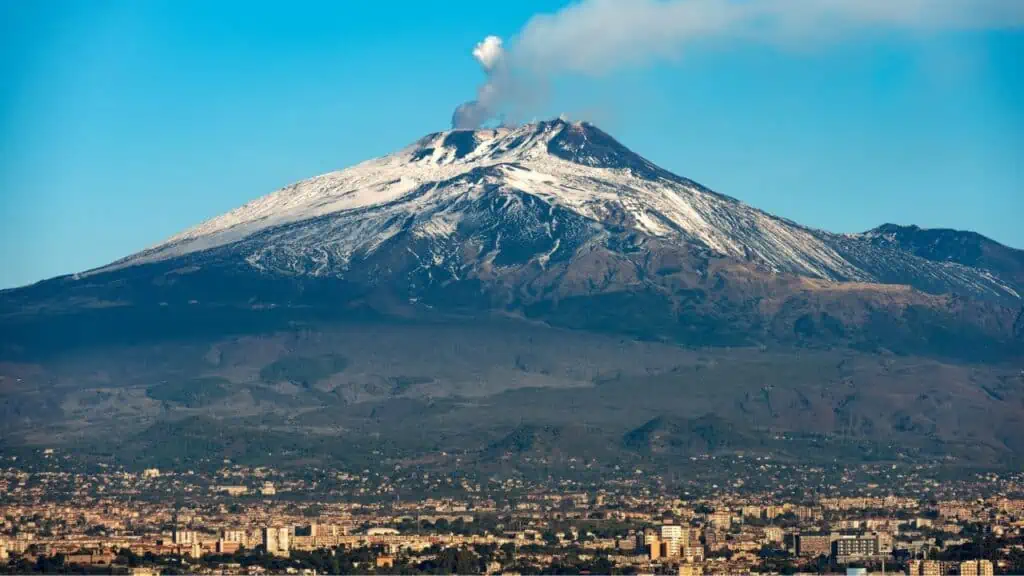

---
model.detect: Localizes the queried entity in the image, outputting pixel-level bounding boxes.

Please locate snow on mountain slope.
[95,119,1020,304]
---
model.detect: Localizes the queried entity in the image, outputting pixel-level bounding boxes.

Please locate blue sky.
[1,0,1021,289]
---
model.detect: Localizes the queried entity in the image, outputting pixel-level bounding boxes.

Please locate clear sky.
[1,0,1021,289]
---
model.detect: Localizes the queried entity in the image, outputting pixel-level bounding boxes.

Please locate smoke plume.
[451,0,1024,129]
[451,36,509,130]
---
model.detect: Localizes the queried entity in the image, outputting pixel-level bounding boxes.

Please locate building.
[215,485,248,496]
[216,539,240,554]
[763,526,784,545]
[263,526,290,556]
[875,531,893,553]
[908,559,942,576]
[682,543,705,563]
[142,468,160,479]
[742,506,762,519]
[312,524,347,547]
[261,482,276,496]
[65,553,116,567]
[833,535,878,560]
[0,539,7,561]
[648,536,662,560]
[709,511,732,529]
[960,560,994,576]
[172,529,198,545]
[797,534,833,558]
[679,564,703,576]
[660,524,683,557]
[218,529,247,553]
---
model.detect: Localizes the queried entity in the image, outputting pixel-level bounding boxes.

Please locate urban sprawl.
[2,452,1024,575]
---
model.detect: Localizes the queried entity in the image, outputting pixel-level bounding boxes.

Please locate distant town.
[1,450,1023,575]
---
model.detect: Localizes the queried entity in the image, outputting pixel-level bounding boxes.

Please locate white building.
[960,560,994,576]
[221,529,247,545]
[172,529,198,545]
[215,485,248,496]
[660,524,684,557]
[763,526,784,544]
[263,526,290,556]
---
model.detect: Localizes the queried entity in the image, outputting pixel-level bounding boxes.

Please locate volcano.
[2,119,1022,470]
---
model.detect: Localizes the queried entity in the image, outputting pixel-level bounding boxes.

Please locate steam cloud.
[451,0,1024,129]
[450,36,509,130]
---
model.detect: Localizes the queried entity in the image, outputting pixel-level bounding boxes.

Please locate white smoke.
[472,36,505,72]
[451,0,1024,129]
[451,36,509,130]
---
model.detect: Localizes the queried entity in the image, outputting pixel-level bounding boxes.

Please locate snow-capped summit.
[94,119,1021,304]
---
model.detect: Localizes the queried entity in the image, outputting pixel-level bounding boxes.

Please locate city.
[3,1,1022,575]
[2,452,1023,575]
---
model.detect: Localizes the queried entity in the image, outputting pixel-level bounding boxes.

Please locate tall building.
[796,534,832,558]
[217,528,246,554]
[833,535,879,560]
[682,543,704,563]
[263,526,290,556]
[660,524,683,557]
[172,528,197,545]
[648,536,662,560]
[704,529,723,551]
[639,528,657,552]
[960,560,994,576]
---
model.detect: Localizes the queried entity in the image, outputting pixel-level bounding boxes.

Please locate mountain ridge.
[72,119,1021,306]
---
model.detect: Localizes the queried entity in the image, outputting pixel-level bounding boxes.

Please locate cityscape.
[3,1,1022,575]
[2,452,1023,575]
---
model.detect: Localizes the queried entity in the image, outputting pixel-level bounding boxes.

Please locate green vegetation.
[146,377,231,408]
[259,354,349,388]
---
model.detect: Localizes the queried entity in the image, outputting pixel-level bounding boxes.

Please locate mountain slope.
[2,120,1022,361]
[1,119,1022,470]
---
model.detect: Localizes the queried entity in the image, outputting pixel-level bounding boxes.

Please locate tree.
[34,553,66,574]
[500,542,516,563]
[118,547,142,567]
